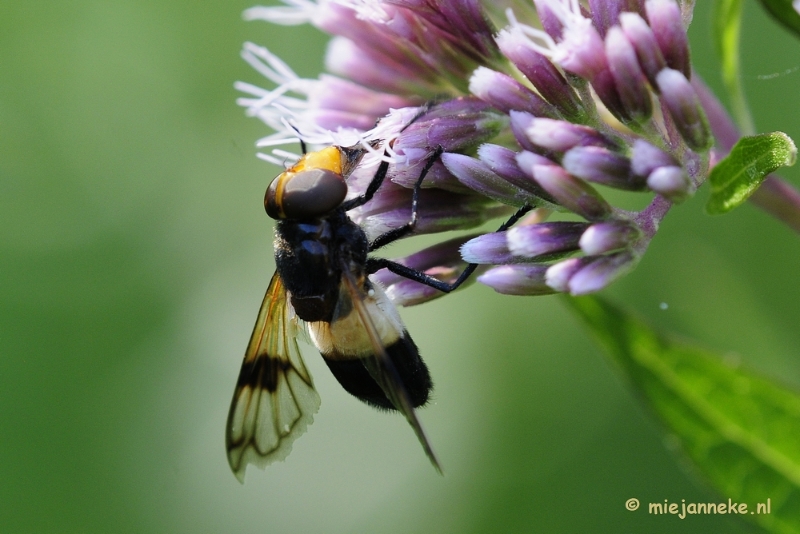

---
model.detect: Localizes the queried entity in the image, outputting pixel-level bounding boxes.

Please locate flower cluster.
[237,0,714,300]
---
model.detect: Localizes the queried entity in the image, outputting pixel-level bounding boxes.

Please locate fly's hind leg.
[367,203,533,293]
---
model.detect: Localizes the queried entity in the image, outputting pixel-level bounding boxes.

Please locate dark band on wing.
[234,355,295,392]
[226,272,320,483]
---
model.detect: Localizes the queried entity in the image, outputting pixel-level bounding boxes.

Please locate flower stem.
[749,178,800,234]
[633,195,672,242]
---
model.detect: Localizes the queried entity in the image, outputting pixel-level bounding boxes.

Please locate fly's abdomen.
[322,335,431,410]
[309,280,432,410]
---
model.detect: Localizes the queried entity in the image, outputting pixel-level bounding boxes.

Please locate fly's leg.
[366,203,533,293]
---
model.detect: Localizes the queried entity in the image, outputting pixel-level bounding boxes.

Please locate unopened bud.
[656,68,712,151]
[530,164,613,221]
[579,221,642,255]
[478,264,556,295]
[646,0,691,78]
[647,165,695,202]
[470,66,558,118]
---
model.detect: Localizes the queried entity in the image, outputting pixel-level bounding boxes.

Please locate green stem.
[749,177,800,234]
[713,0,756,135]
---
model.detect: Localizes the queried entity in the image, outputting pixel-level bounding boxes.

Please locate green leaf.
[712,0,755,134]
[566,295,800,534]
[756,0,800,40]
[706,132,797,215]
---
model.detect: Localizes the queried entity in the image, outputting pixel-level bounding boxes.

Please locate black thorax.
[274,209,368,322]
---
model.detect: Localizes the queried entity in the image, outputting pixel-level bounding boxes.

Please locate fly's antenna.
[398,97,447,133]
[399,101,433,133]
[285,122,307,155]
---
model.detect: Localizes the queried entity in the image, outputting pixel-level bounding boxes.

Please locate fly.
[226,119,531,482]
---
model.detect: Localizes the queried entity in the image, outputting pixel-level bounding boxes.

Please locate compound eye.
[265,168,348,220]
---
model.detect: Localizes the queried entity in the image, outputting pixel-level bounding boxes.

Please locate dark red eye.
[265,168,348,220]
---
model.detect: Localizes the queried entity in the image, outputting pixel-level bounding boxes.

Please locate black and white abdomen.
[309,280,432,410]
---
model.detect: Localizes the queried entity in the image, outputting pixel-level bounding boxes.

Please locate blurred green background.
[3,1,800,532]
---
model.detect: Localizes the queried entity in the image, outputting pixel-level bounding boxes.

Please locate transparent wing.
[226,272,321,483]
[339,264,443,473]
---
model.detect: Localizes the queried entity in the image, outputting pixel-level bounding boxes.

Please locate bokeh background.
[3,1,800,532]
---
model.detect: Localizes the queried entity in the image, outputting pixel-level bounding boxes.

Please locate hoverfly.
[226,118,531,482]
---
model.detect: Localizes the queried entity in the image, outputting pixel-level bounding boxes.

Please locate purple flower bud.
[655,68,712,151]
[314,1,503,96]
[590,67,632,123]
[310,2,380,43]
[478,144,554,200]
[588,0,616,37]
[495,29,584,120]
[545,257,589,292]
[326,37,438,96]
[532,0,565,40]
[416,94,492,118]
[394,98,508,153]
[646,0,691,78]
[516,150,559,172]
[469,66,558,118]
[528,164,613,221]
[630,139,678,177]
[290,74,420,131]
[427,113,509,152]
[562,146,646,191]
[525,118,610,152]
[398,0,500,62]
[351,183,509,240]
[604,26,652,123]
[554,16,609,81]
[441,152,534,207]
[589,0,646,37]
[579,220,642,255]
[565,251,637,295]
[308,109,378,132]
[477,143,527,180]
[461,232,515,264]
[311,74,415,120]
[507,222,589,259]
[646,165,694,202]
[477,264,556,296]
[619,12,667,88]
[388,159,471,193]
[510,111,541,152]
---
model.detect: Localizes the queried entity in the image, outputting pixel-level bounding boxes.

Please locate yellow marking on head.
[268,146,345,220]
[271,172,290,219]
[290,146,343,174]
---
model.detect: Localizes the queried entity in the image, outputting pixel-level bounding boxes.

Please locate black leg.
[367,203,534,293]
[367,257,476,293]
[342,101,440,213]
[369,146,444,252]
[340,156,391,212]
